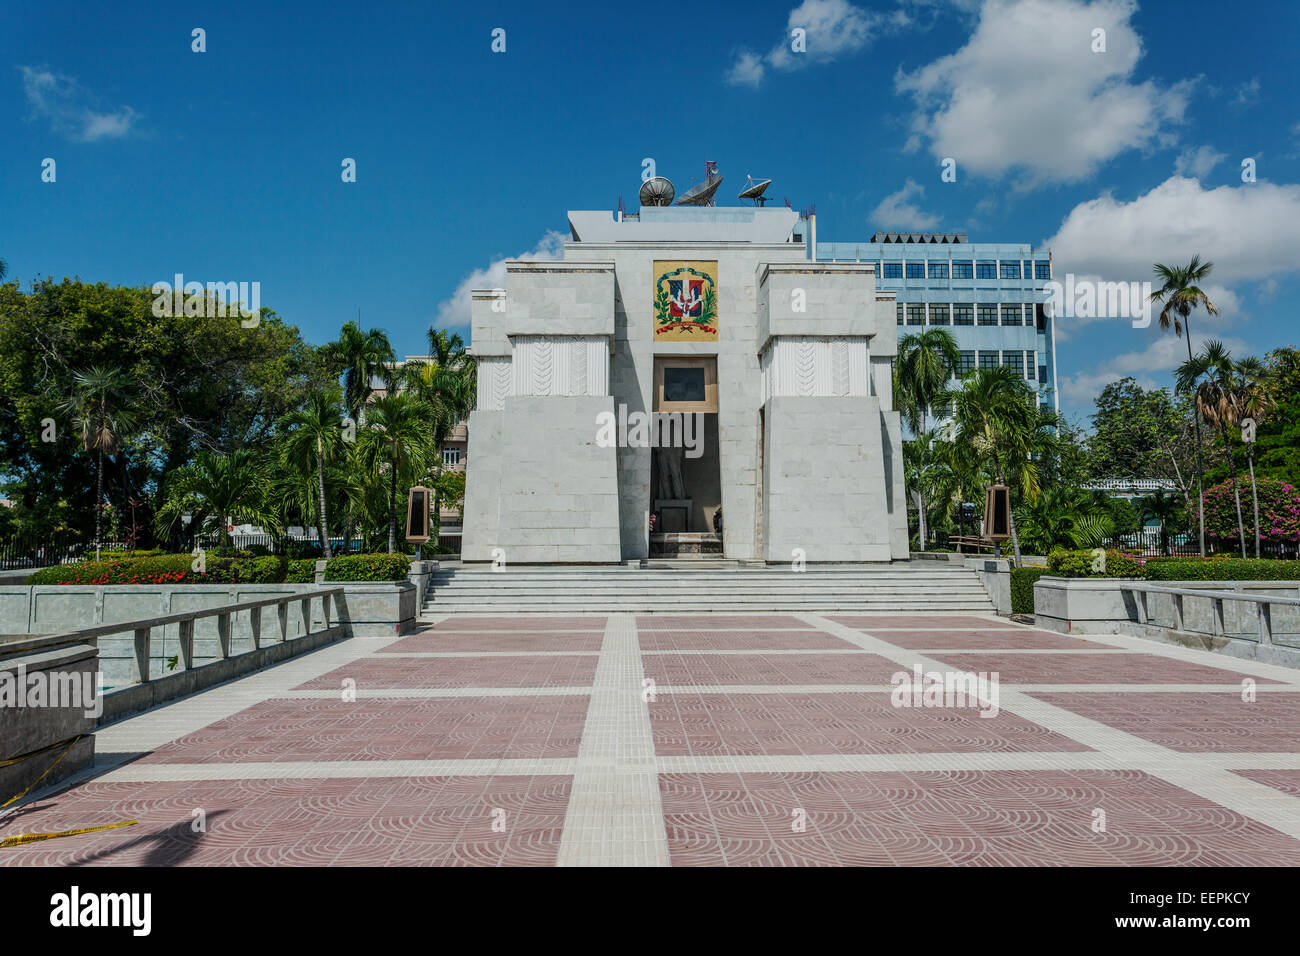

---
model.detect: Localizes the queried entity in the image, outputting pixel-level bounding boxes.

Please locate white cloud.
[1232,77,1260,107]
[1059,331,1253,405]
[1043,175,1300,285]
[895,0,1194,184]
[431,231,567,332]
[870,179,941,229]
[19,66,138,141]
[1173,145,1226,179]
[727,0,912,86]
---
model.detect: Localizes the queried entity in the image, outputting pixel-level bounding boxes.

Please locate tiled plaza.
[4,613,1300,866]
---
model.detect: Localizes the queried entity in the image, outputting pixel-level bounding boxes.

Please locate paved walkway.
[4,613,1300,866]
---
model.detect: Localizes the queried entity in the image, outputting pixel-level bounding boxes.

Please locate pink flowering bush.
[1199,477,1300,542]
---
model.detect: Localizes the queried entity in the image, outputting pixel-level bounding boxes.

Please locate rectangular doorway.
[650,357,722,556]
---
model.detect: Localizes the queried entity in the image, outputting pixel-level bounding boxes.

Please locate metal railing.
[22,587,346,683]
[1120,582,1300,647]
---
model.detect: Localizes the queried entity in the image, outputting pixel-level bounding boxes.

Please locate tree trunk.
[316,448,332,560]
[1247,450,1261,559]
[387,457,398,554]
[1221,424,1247,558]
[1184,330,1206,556]
[95,447,104,561]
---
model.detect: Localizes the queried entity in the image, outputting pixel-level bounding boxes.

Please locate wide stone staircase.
[422,562,997,615]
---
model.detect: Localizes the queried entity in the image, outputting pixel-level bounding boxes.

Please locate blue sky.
[3,0,1299,425]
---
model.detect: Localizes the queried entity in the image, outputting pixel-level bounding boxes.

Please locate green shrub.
[1046,548,1143,578]
[286,559,317,583]
[324,553,411,582]
[92,548,163,560]
[28,553,287,585]
[1010,567,1045,614]
[1144,558,1300,581]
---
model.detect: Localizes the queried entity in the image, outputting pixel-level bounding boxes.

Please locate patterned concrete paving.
[3,612,1300,867]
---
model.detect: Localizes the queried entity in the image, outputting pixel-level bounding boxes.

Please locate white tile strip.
[556,614,670,867]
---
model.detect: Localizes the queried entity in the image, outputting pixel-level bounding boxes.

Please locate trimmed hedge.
[1046,548,1143,578]
[1144,558,1300,581]
[1010,567,1045,614]
[286,559,317,583]
[29,554,287,585]
[323,553,411,582]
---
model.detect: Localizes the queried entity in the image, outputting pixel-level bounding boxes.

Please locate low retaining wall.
[0,580,418,683]
[1034,576,1300,667]
[0,634,98,800]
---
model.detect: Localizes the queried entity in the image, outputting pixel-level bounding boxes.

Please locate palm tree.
[1135,490,1184,556]
[1176,341,1246,557]
[278,390,347,559]
[56,366,140,558]
[322,321,395,421]
[895,328,960,550]
[0,258,7,281]
[1015,487,1114,552]
[1232,355,1274,558]
[903,430,947,551]
[358,392,436,552]
[951,366,1056,566]
[1150,256,1219,555]
[154,449,280,548]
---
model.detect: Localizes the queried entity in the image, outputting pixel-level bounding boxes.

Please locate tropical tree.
[154,449,280,548]
[903,430,947,551]
[951,366,1059,565]
[1149,255,1220,555]
[1135,490,1185,555]
[1176,341,1247,557]
[277,389,347,559]
[358,392,436,553]
[895,329,960,549]
[56,366,140,557]
[1232,355,1274,558]
[1014,487,1114,553]
[322,321,395,421]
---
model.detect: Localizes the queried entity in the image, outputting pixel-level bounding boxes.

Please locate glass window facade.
[952,261,973,278]
[953,303,974,325]
[976,260,996,279]
[906,303,925,325]
[928,304,950,325]
[928,261,949,279]
[1000,304,1022,326]
[906,261,925,278]
[978,304,999,326]
[979,351,999,369]
[1000,261,1021,279]
[883,262,903,278]
[958,351,976,375]
[1035,261,1051,280]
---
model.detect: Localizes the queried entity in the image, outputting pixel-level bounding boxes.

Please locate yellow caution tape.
[1,820,138,849]
[0,735,84,810]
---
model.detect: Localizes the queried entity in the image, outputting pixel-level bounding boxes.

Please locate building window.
[883,261,903,278]
[1039,364,1048,382]
[906,261,925,278]
[906,303,925,325]
[1002,352,1024,375]
[1035,261,1051,280]
[951,260,973,279]
[928,261,949,279]
[1027,354,1037,380]
[976,260,996,279]
[1000,304,1021,326]
[953,303,974,325]
[958,351,976,375]
[977,304,999,326]
[979,351,999,370]
[896,303,904,325]
[441,447,461,467]
[928,304,951,325]
[1035,303,1047,331]
[1000,261,1021,279]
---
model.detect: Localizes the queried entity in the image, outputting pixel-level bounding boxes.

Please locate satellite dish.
[639,177,675,207]
[676,171,723,206]
[738,175,772,205]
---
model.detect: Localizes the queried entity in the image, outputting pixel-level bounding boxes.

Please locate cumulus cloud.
[1059,331,1254,405]
[19,66,138,141]
[430,231,567,332]
[870,179,942,230]
[1232,77,1260,107]
[1043,175,1300,285]
[1173,145,1226,179]
[727,0,916,86]
[896,0,1194,184]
